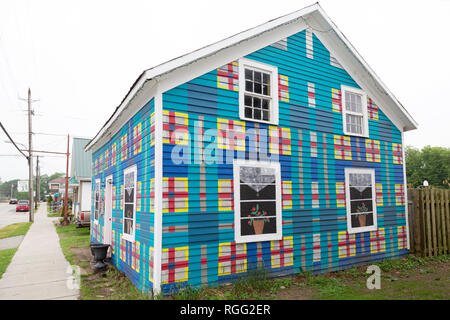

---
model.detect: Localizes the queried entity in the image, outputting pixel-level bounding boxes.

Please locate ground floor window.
[233,159,282,243]
[345,168,377,233]
[123,165,137,241]
[94,179,100,222]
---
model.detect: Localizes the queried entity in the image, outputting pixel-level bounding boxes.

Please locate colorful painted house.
[85,3,418,295]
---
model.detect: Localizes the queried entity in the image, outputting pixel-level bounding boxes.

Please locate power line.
[0,121,28,160]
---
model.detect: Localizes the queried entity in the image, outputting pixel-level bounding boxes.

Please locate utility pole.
[27,88,34,222]
[10,184,13,199]
[62,134,70,226]
[35,155,40,209]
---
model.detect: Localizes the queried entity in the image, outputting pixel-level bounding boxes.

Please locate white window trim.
[341,85,369,138]
[233,159,282,243]
[345,167,378,234]
[94,179,100,225]
[122,164,137,242]
[238,58,279,125]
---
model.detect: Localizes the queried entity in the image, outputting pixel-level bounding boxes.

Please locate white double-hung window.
[345,168,377,233]
[341,85,368,137]
[233,159,282,243]
[94,179,100,223]
[123,165,137,241]
[239,58,279,125]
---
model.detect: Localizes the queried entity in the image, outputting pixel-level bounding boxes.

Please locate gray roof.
[70,137,92,180]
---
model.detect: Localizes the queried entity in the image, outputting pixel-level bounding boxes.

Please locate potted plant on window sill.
[248,204,270,235]
[356,202,369,227]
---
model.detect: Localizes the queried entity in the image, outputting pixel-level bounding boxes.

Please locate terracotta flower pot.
[253,219,265,234]
[358,214,366,227]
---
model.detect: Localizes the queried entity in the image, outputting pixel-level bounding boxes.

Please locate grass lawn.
[0,248,17,278]
[54,223,149,300]
[166,254,450,300]
[0,222,32,239]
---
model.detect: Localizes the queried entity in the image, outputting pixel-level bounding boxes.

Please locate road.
[0,202,30,229]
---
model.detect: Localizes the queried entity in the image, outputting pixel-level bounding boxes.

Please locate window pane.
[240,201,276,218]
[245,107,252,118]
[254,109,261,119]
[350,199,373,214]
[350,212,374,229]
[262,99,269,110]
[124,219,133,235]
[349,173,372,187]
[244,95,252,106]
[125,203,134,218]
[254,83,262,94]
[241,216,277,236]
[240,166,276,185]
[263,73,270,84]
[350,186,372,200]
[125,188,134,203]
[263,111,269,121]
[254,71,261,83]
[240,184,276,200]
[253,97,261,108]
[245,69,253,80]
[245,80,253,92]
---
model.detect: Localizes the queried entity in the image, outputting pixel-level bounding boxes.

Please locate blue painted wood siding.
[160,30,407,292]
[91,98,155,293]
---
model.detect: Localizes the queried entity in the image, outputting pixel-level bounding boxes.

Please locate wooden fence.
[408,188,450,257]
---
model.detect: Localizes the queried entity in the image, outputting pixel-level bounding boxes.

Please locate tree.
[406,145,450,189]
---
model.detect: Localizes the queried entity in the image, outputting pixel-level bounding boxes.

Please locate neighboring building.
[48,176,68,194]
[85,4,417,295]
[69,137,93,222]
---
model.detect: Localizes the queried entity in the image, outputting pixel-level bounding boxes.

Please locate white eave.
[85,2,418,151]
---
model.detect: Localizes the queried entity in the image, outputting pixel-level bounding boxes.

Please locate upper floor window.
[239,58,279,125]
[342,85,368,137]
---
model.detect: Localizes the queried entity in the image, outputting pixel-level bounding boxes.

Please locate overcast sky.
[0,0,449,182]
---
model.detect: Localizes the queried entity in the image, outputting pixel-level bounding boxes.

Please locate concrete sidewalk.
[0,203,80,300]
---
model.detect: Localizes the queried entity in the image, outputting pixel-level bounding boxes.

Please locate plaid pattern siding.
[338,231,356,258]
[136,181,141,212]
[217,118,245,151]
[104,150,109,171]
[367,98,379,120]
[132,241,140,272]
[269,126,291,155]
[94,159,98,175]
[111,230,115,254]
[331,88,342,112]
[163,177,188,213]
[120,236,125,261]
[217,61,239,91]
[334,135,352,160]
[392,143,403,164]
[112,186,116,209]
[310,131,318,157]
[398,226,407,250]
[218,179,233,211]
[161,247,189,284]
[120,185,124,210]
[278,75,289,102]
[150,112,155,146]
[313,233,321,262]
[395,184,405,205]
[336,182,345,207]
[163,110,189,145]
[218,242,247,276]
[271,237,294,268]
[366,139,381,162]
[311,181,319,208]
[308,82,316,108]
[133,122,142,155]
[306,29,313,59]
[150,179,155,212]
[376,183,383,206]
[370,228,386,253]
[120,134,128,161]
[282,181,292,209]
[99,155,103,173]
[111,143,117,166]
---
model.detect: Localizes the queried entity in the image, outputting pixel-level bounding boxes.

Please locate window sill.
[348,225,377,234]
[239,115,279,126]
[235,233,282,244]
[121,234,135,243]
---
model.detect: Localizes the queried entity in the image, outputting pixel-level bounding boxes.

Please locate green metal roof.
[68,176,79,186]
[70,137,92,180]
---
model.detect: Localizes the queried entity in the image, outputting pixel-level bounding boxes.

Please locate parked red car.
[9,198,18,204]
[16,200,29,212]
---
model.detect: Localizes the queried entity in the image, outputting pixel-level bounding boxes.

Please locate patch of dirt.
[70,247,92,275]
